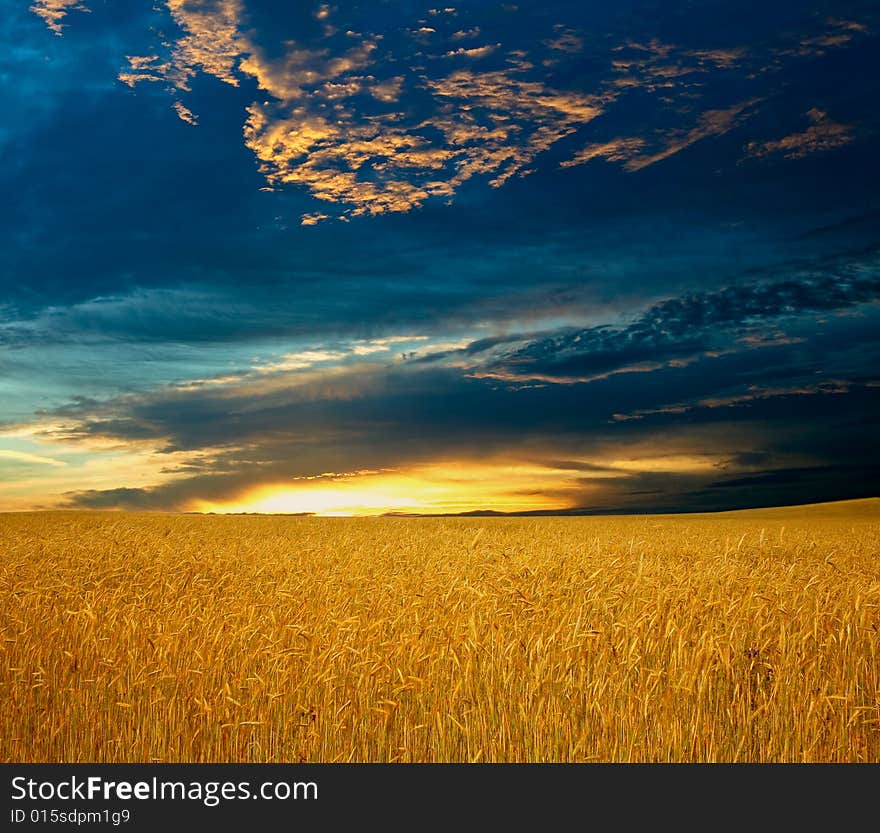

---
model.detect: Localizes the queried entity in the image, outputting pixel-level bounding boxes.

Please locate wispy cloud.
[612,381,853,422]
[745,108,854,161]
[29,0,87,35]
[544,29,583,54]
[460,266,880,384]
[0,449,67,467]
[566,100,761,173]
[560,137,647,168]
[625,100,760,170]
[787,17,869,56]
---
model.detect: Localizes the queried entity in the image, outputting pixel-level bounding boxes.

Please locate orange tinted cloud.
[625,100,760,170]
[173,100,199,125]
[30,0,87,35]
[0,449,67,467]
[745,108,854,160]
[106,2,605,219]
[39,1,863,220]
[560,137,647,168]
[789,18,869,56]
[242,61,602,217]
[566,100,760,173]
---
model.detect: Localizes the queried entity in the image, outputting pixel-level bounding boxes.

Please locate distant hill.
[707,497,880,519]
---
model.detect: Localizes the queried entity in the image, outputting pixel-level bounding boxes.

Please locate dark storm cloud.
[56,305,880,511]
[63,382,880,513]
[433,264,880,382]
[706,466,842,488]
[70,487,171,511]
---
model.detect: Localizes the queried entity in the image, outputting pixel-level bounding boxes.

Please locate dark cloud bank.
[60,258,880,513]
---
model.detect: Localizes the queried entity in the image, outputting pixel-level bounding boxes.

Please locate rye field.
[1,500,878,763]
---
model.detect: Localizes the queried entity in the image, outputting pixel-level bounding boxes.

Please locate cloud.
[124,0,609,221]
[300,212,329,226]
[172,100,199,125]
[443,44,499,59]
[29,0,87,35]
[32,1,873,222]
[627,100,760,170]
[23,251,877,515]
[788,18,869,56]
[242,104,458,217]
[66,486,166,509]
[0,449,67,467]
[56,372,879,514]
[467,267,880,384]
[606,39,748,92]
[683,48,747,68]
[612,380,853,422]
[24,341,875,514]
[240,38,379,101]
[544,30,583,54]
[113,3,604,218]
[560,137,647,168]
[565,100,760,172]
[120,0,246,91]
[705,465,864,490]
[0,287,298,346]
[745,108,854,161]
[242,61,602,217]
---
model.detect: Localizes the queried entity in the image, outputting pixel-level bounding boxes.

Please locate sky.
[1,0,879,515]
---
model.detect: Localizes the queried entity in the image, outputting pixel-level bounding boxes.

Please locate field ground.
[1,499,878,762]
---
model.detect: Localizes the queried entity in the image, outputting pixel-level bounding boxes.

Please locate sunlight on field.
[1,500,878,762]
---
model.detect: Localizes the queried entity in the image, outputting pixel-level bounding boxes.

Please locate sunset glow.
[190,462,587,516]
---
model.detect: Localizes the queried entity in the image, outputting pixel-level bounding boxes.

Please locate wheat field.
[1,500,878,762]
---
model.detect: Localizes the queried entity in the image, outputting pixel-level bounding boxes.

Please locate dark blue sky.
[2,0,878,513]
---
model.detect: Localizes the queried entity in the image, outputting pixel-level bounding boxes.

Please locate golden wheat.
[1,500,878,762]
